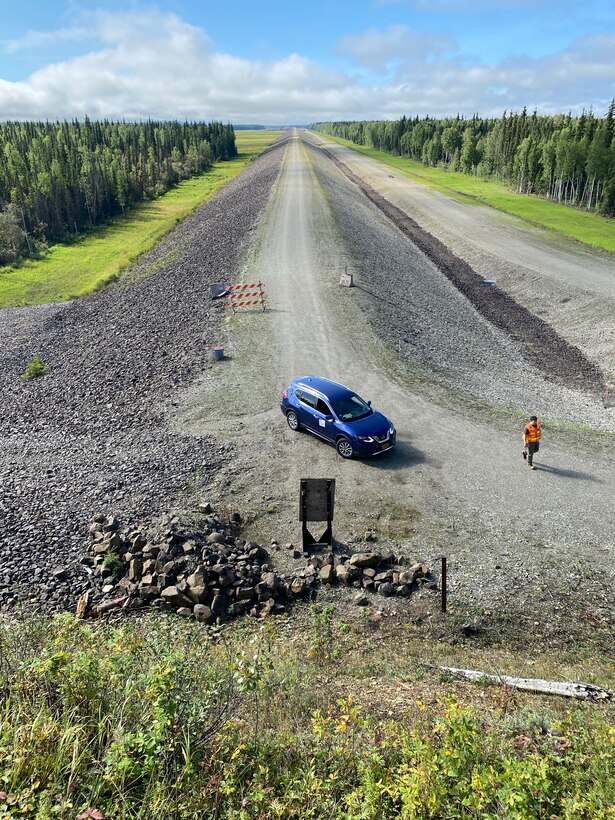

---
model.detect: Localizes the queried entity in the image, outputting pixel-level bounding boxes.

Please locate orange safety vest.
[523,421,541,443]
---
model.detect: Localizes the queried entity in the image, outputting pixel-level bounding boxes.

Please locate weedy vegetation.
[0,611,612,819]
[21,355,49,380]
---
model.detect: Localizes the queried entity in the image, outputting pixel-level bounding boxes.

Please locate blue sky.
[1,1,614,121]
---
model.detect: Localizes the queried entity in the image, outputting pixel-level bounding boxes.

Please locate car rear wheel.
[286,410,300,431]
[336,437,354,459]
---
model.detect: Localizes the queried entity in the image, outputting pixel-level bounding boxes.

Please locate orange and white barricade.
[226,281,266,313]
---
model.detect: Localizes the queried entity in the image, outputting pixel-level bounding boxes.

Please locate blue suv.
[280,376,396,458]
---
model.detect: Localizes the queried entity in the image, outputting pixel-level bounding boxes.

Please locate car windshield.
[331,393,372,422]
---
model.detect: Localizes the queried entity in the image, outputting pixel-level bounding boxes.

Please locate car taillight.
[282,389,288,399]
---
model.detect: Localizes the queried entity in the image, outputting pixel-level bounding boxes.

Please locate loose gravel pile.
[0,139,288,611]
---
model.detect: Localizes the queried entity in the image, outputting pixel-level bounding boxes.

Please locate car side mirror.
[367,400,372,407]
[325,416,334,423]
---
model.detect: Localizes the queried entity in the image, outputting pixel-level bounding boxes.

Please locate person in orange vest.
[522,415,541,469]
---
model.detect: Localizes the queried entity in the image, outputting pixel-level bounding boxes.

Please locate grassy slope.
[0,611,612,818]
[0,130,283,309]
[321,134,615,254]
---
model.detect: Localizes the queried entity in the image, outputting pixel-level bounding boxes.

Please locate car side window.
[316,399,331,416]
[297,390,317,409]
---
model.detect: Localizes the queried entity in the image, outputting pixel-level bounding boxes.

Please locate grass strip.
[320,134,615,254]
[0,130,283,308]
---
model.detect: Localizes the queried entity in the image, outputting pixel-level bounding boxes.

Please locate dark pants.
[527,441,539,465]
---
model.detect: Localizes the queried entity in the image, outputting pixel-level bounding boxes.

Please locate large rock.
[319,564,335,584]
[140,585,160,602]
[261,571,281,591]
[161,586,193,608]
[194,604,214,623]
[399,564,426,585]
[335,563,361,584]
[132,532,147,550]
[210,594,228,617]
[290,577,307,595]
[187,584,208,604]
[128,559,142,581]
[187,569,206,588]
[105,532,123,550]
[349,552,382,569]
[102,515,120,533]
[218,569,236,588]
[236,586,255,601]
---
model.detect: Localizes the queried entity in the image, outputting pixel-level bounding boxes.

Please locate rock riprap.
[82,508,436,620]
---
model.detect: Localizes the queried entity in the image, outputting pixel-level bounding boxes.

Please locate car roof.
[291,376,355,402]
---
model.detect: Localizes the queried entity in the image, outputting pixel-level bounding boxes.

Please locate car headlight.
[389,426,395,435]
[356,435,374,442]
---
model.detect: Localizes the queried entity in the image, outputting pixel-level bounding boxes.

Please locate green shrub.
[22,354,49,380]
[101,549,123,578]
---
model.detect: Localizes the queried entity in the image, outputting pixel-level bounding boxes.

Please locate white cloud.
[3,26,93,54]
[391,33,615,116]
[337,25,455,71]
[0,11,612,123]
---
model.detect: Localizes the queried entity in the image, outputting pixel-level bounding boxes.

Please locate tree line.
[0,119,236,265]
[313,104,615,217]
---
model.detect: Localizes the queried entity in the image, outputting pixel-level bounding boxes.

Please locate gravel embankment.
[0,139,287,610]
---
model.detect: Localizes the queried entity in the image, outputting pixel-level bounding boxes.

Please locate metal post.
[300,480,309,550]
[441,555,447,613]
[324,479,333,549]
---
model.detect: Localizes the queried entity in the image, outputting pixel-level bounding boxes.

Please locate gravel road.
[176,132,614,635]
[309,133,615,387]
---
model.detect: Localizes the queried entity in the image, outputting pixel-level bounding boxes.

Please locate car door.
[314,398,336,441]
[294,389,319,431]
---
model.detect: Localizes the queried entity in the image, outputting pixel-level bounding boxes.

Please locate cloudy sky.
[0,0,614,122]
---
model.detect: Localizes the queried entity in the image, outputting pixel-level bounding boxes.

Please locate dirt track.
[176,131,614,627]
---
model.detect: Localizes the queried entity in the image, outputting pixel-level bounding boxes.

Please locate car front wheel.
[336,437,354,459]
[287,410,300,431]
